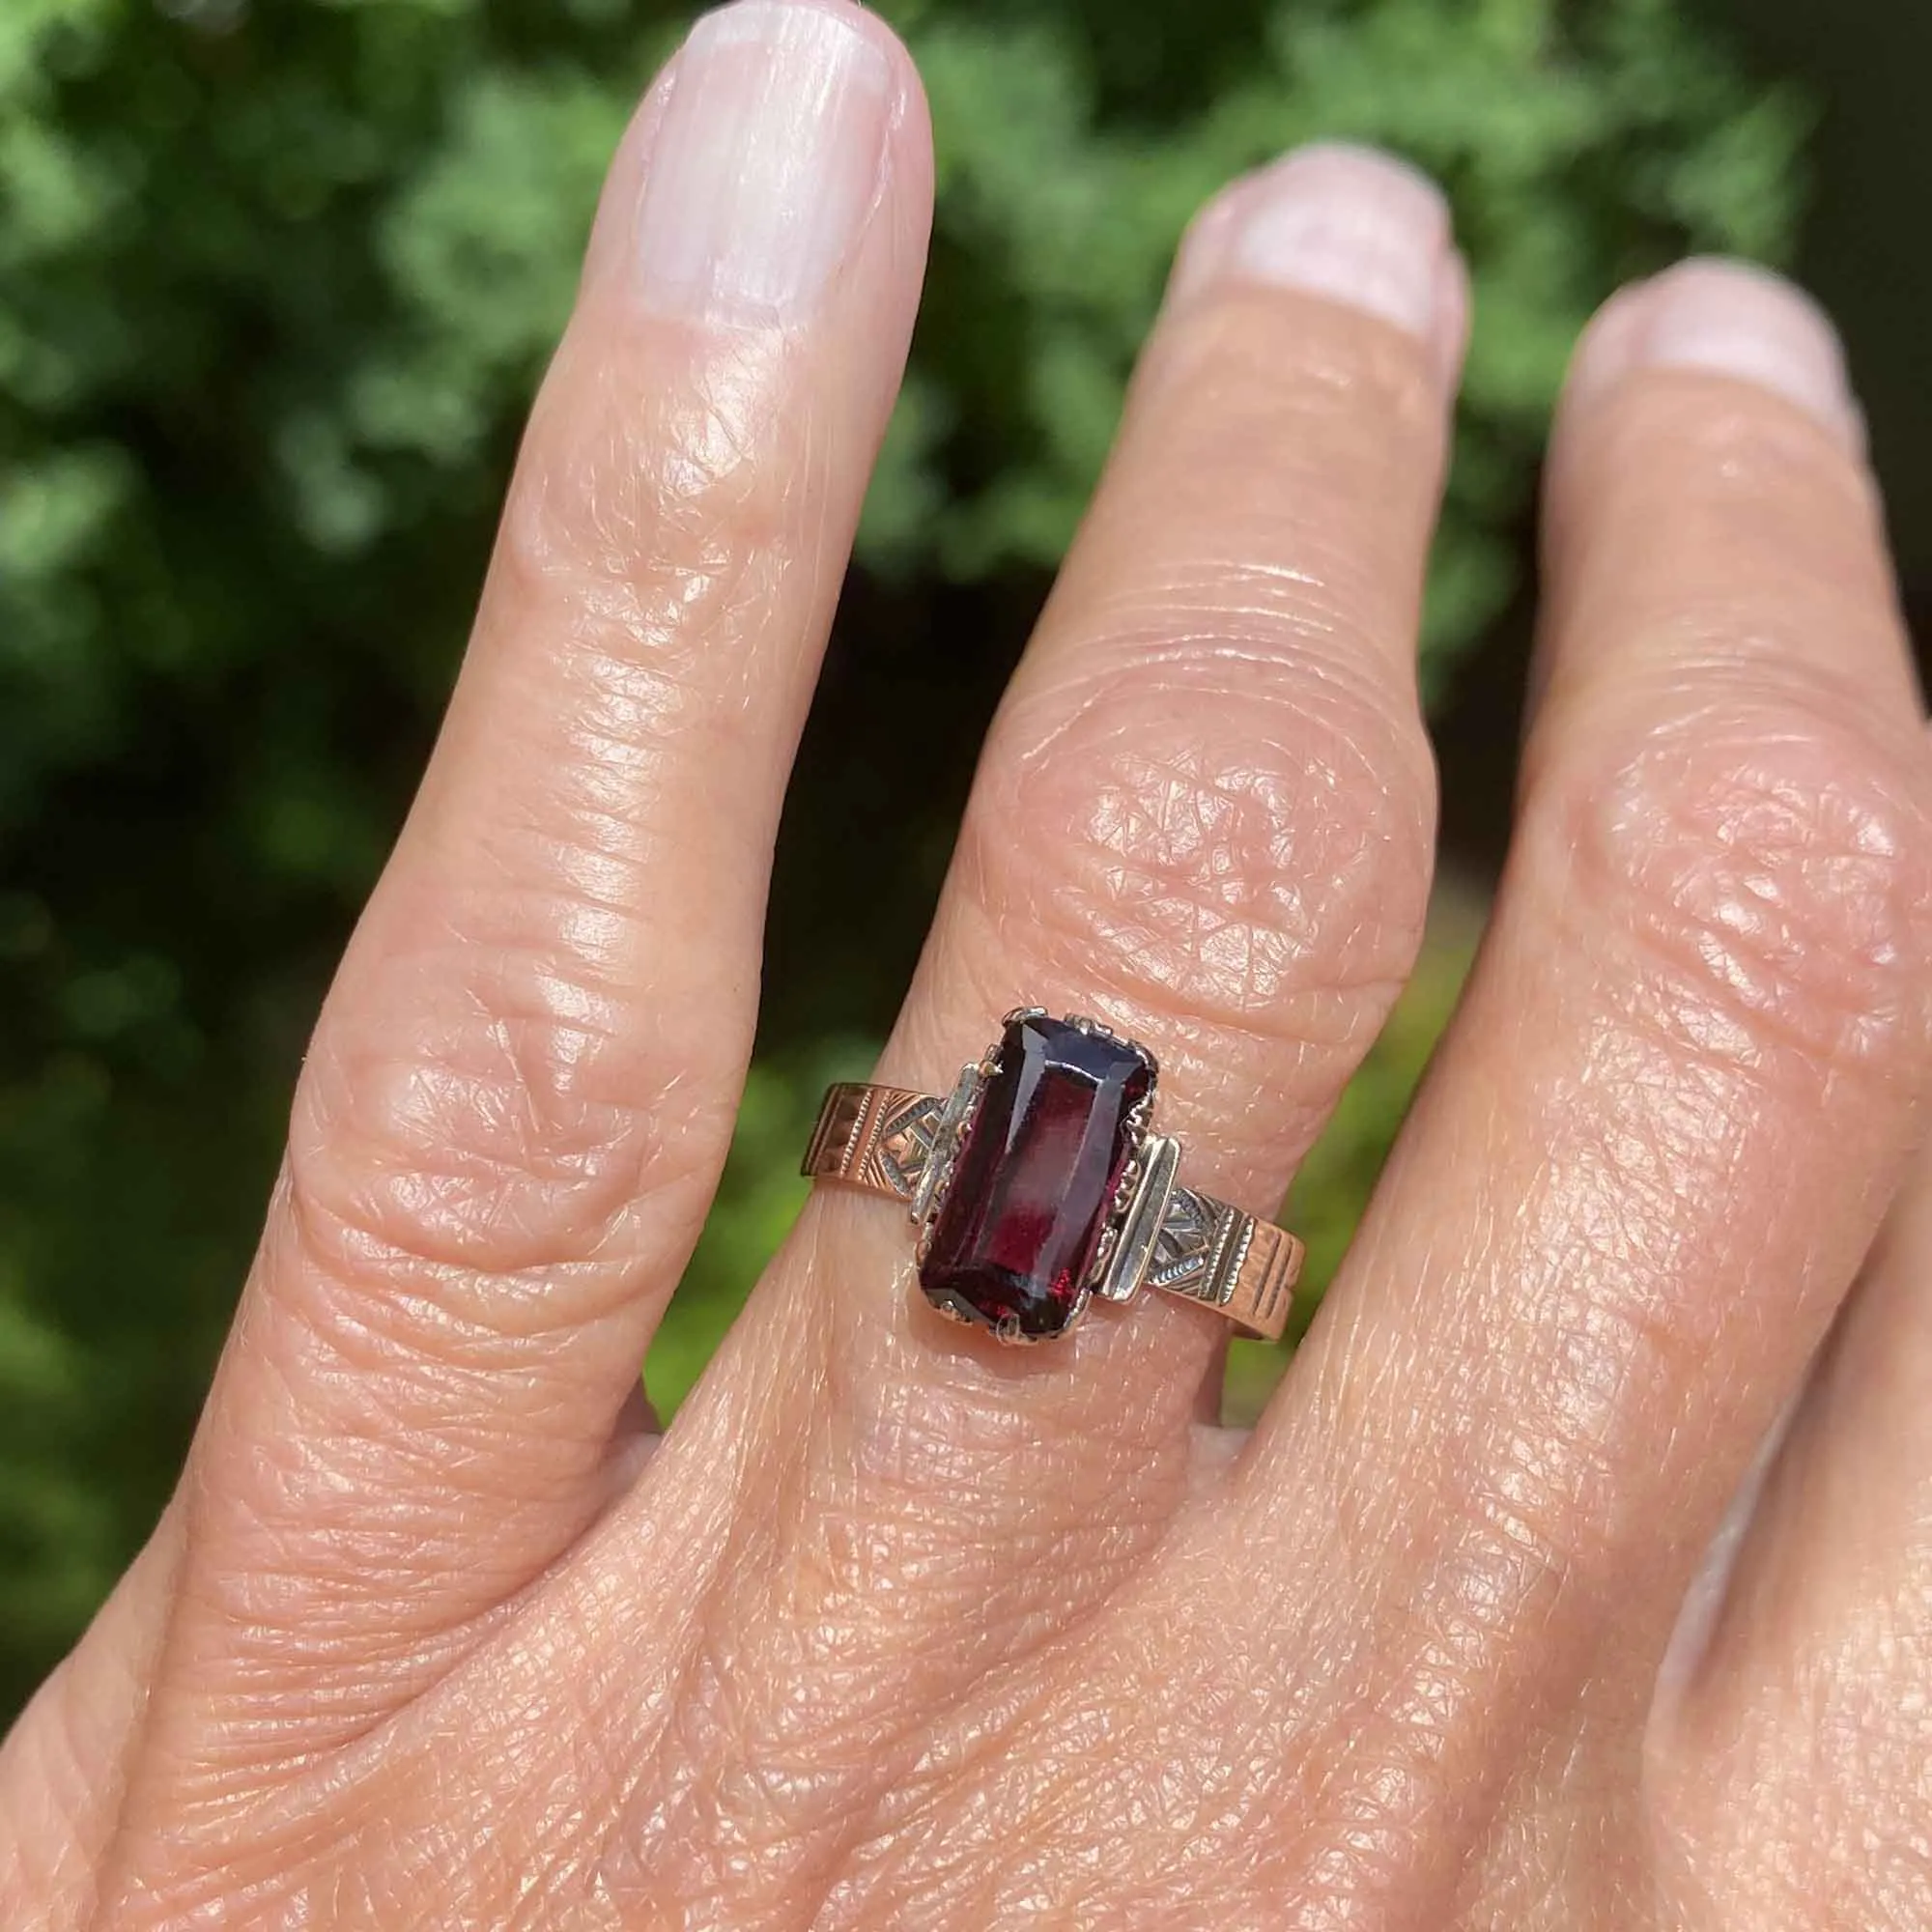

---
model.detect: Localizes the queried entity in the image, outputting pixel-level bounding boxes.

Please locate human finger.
[596,145,1468,1917]
[1649,1124,1932,1926]
[122,0,930,1794]
[1229,259,1931,1910]
[787,139,1461,1580]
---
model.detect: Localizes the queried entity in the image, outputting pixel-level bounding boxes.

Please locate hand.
[7,5,1930,1927]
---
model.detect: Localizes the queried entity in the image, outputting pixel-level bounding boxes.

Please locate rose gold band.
[802,1079,1304,1343]
[801,1081,937,1200]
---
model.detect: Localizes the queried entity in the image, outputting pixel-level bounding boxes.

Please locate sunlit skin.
[6,4,1932,1927]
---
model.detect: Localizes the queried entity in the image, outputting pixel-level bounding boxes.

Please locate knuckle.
[1551,382,1890,662]
[1150,288,1448,513]
[288,911,734,1322]
[1535,691,1932,1072]
[496,332,808,680]
[977,638,1435,1049]
[1586,380,1862,517]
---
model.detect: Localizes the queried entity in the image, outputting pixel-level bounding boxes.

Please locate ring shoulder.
[1151,1186,1303,1343]
[801,1082,944,1204]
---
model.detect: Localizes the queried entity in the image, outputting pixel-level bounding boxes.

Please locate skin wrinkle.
[322,992,652,1201]
[1018,619,1426,753]
[1235,1369,1624,1919]
[1132,288,1442,485]
[812,1510,1350,1922]
[507,326,797,589]
[1538,381,1894,656]
[256,353,826,1346]
[634,1329,1159,1917]
[1045,574,1413,688]
[298,707,781,1283]
[983,677,1433,1037]
[1316,1050,1824,1810]
[1656,1643,1932,1930]
[155,1589,519,1793]
[1122,568,1931,1932]
[587,1332,1207,1921]
[14,11,931,1917]
[229,1302,634,1540]
[1007,636,1424,787]
[1111,552,1331,607]
[1037,537,1428,679]
[89,200,904,1932]
[0,1513,185,1930]
[837,1440,1554,1929]
[273,1491,716,1926]
[285,1086,720,1317]
[1643,1179,1932,1930]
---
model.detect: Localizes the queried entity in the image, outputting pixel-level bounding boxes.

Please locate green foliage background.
[0,0,1804,1718]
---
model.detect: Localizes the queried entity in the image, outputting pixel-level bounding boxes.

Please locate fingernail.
[1177,143,1457,355]
[1569,259,1863,450]
[636,0,894,325]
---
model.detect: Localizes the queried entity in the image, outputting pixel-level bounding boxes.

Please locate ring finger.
[610,142,1468,1909]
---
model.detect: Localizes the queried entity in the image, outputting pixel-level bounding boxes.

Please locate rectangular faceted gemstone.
[919,1016,1152,1339]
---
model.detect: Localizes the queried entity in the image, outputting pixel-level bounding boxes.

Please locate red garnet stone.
[919,1015,1153,1339]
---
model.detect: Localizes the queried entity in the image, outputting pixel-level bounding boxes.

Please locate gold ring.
[802,1010,1304,1344]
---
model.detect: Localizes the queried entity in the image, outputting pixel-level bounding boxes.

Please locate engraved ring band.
[801,1009,1305,1345]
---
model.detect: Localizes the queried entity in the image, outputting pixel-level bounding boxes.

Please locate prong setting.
[1065,1011,1159,1080]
